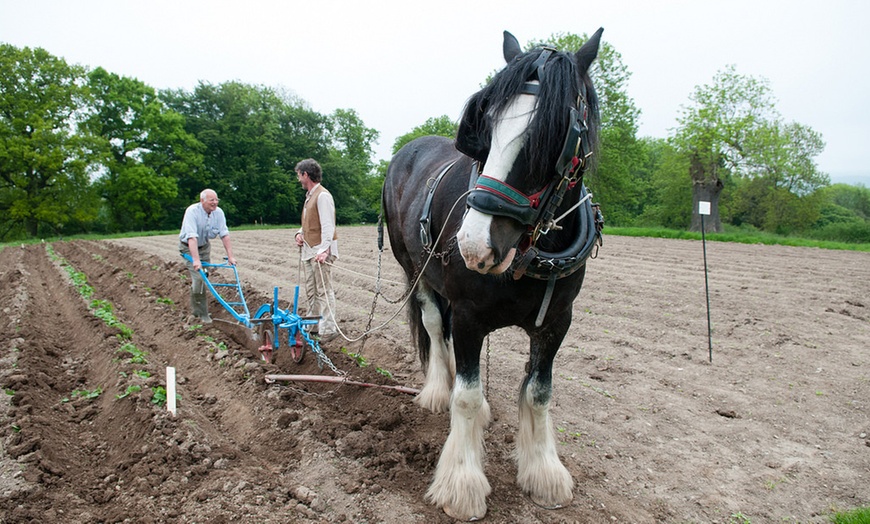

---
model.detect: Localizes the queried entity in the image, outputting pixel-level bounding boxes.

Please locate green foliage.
[821,183,870,220]
[392,115,458,155]
[2,42,859,243]
[116,342,148,364]
[116,385,142,399]
[805,221,870,244]
[536,32,646,227]
[65,266,95,299]
[636,139,693,228]
[150,386,180,407]
[90,298,133,339]
[671,65,828,233]
[341,347,369,367]
[830,506,870,524]
[607,226,870,252]
[63,387,103,402]
[0,44,102,240]
[83,67,203,232]
[162,82,322,226]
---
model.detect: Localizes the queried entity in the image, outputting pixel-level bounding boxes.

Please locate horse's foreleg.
[516,328,574,509]
[414,289,454,413]
[516,378,573,508]
[426,376,491,520]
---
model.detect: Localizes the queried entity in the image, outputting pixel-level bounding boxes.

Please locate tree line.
[2,37,869,244]
[0,44,382,241]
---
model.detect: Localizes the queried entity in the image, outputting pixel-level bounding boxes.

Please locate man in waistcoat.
[294,159,339,341]
[178,188,237,324]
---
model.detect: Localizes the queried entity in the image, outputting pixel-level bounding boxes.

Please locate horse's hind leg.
[516,327,574,509]
[414,284,454,413]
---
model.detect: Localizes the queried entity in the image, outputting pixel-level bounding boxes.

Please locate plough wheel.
[290,330,305,364]
[257,324,274,363]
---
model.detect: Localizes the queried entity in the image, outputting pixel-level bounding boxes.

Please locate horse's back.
[383,136,465,264]
[385,135,459,198]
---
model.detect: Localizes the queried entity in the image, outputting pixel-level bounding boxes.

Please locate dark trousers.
[179,241,211,318]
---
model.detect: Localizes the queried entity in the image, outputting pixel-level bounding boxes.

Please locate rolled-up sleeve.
[315,192,336,255]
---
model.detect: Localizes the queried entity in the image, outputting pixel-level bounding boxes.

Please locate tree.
[672,65,828,233]
[537,32,646,225]
[83,67,204,232]
[162,82,326,226]
[822,183,870,220]
[0,44,101,239]
[323,108,380,223]
[392,115,457,155]
[637,138,693,229]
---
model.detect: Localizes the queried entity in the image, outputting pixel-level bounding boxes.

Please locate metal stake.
[701,214,713,363]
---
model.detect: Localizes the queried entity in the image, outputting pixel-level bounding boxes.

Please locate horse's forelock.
[479,48,600,189]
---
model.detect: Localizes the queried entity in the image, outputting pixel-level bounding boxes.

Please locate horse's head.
[454,29,602,275]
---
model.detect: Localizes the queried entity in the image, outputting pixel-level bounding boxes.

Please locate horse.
[381,28,604,520]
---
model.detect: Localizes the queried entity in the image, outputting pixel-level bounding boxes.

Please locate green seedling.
[116,343,148,364]
[151,386,180,407]
[341,347,368,367]
[116,385,142,399]
[62,387,103,402]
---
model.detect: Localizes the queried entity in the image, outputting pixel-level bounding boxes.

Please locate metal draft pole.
[699,202,713,362]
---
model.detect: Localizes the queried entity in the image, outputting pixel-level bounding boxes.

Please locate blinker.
[467,175,543,226]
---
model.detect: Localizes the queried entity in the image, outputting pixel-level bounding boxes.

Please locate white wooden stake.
[166,367,177,416]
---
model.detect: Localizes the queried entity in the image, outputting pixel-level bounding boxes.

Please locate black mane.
[461,46,600,188]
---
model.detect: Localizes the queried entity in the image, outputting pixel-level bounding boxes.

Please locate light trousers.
[301,255,337,335]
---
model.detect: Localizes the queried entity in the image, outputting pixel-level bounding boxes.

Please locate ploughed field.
[0,227,867,523]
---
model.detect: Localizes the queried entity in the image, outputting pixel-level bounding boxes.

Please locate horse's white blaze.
[414,289,453,413]
[457,92,537,274]
[426,377,492,520]
[515,381,574,508]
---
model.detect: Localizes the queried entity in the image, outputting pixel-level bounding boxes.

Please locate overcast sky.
[2,0,868,184]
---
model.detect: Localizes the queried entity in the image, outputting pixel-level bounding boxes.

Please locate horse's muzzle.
[458,238,517,275]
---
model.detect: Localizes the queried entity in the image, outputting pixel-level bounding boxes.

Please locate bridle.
[463,47,603,285]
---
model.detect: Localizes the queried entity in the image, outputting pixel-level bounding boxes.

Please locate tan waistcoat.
[302,185,337,247]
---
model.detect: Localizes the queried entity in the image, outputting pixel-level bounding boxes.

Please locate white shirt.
[179,203,229,245]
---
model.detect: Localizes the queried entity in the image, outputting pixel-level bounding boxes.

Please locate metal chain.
[485,334,491,398]
[330,189,472,340]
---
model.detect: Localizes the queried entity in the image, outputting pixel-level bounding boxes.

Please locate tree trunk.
[691,180,724,232]
[689,152,724,233]
[25,217,39,238]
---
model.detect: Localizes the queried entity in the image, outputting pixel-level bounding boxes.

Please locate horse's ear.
[575,27,604,72]
[503,31,522,63]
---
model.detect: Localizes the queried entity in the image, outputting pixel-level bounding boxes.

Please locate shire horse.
[382,28,604,520]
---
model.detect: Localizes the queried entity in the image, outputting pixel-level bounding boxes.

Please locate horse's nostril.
[477,262,485,270]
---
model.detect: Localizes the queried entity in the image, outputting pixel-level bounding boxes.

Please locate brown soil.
[1,227,868,523]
